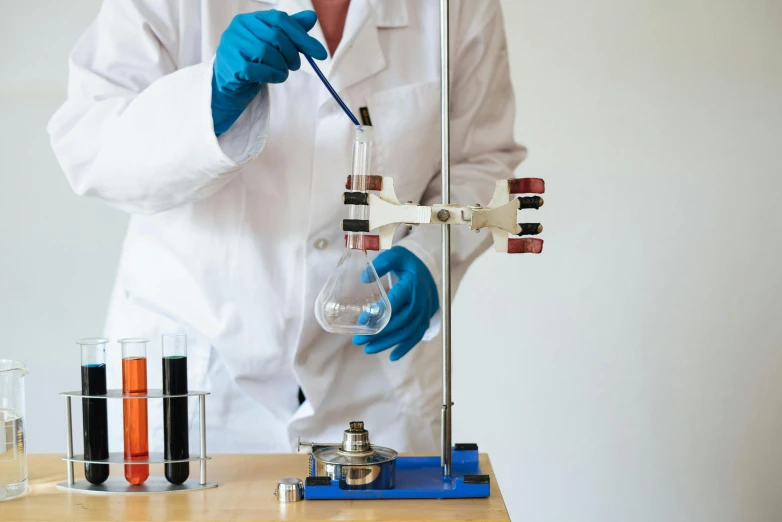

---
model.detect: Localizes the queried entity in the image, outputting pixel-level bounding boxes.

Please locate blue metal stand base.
[304,447,490,500]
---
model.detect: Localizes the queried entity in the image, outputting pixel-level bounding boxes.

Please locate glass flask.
[78,338,110,485]
[314,126,392,335]
[0,360,28,501]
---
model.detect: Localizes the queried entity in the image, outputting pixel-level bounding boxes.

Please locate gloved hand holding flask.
[353,246,440,361]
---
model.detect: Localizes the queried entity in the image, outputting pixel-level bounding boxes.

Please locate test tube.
[78,338,109,485]
[347,126,373,250]
[162,333,189,484]
[119,338,149,485]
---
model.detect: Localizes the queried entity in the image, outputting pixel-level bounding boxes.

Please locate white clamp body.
[342,176,546,254]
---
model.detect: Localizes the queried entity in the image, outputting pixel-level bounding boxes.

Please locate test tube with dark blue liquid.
[162,334,189,484]
[78,338,110,485]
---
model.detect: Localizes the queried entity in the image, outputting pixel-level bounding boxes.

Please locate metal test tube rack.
[57,389,217,495]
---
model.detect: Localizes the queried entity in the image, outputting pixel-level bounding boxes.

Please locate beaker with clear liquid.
[0,360,28,501]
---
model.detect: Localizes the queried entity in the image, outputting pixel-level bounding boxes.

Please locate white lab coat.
[48,0,524,453]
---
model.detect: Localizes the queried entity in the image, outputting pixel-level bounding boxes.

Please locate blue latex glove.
[353,247,439,361]
[212,10,327,136]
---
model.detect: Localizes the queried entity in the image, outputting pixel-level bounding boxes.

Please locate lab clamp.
[340,170,544,254]
[298,0,546,500]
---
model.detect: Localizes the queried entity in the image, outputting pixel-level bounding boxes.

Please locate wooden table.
[2,454,509,521]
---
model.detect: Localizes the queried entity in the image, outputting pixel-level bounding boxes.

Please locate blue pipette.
[304,54,361,126]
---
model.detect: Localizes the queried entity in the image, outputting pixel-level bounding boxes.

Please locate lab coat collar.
[251,0,409,28]
[252,0,406,93]
[326,0,389,94]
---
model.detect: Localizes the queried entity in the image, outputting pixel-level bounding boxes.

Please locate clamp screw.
[437,209,451,222]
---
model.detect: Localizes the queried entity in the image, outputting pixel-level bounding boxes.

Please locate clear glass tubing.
[78,337,108,366]
[162,333,187,358]
[346,126,373,250]
[120,338,148,360]
[351,126,373,177]
[348,125,373,224]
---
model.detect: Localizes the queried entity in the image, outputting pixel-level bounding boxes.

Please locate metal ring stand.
[56,390,217,495]
[439,0,453,480]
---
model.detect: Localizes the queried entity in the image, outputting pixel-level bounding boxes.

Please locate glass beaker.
[0,360,29,501]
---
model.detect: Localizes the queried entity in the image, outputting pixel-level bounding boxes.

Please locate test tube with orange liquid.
[119,338,149,485]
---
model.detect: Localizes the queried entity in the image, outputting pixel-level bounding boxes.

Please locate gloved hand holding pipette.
[212,10,327,136]
[353,247,440,361]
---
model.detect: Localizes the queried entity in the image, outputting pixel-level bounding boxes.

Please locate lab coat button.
[314,238,329,250]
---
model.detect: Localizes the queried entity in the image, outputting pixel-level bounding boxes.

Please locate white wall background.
[1,1,781,521]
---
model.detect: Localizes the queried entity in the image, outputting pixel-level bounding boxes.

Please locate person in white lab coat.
[48,0,525,453]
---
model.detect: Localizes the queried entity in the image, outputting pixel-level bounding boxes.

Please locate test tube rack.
[56,389,217,495]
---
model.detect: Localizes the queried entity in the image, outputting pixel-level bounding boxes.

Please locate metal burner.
[310,421,397,489]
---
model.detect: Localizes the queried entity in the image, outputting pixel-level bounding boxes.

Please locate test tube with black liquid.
[162,333,189,484]
[78,338,110,485]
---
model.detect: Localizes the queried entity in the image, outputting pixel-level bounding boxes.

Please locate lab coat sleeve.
[395,0,526,339]
[46,0,270,215]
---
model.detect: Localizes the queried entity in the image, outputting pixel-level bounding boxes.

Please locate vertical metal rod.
[440,0,453,479]
[65,396,74,485]
[199,394,207,485]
